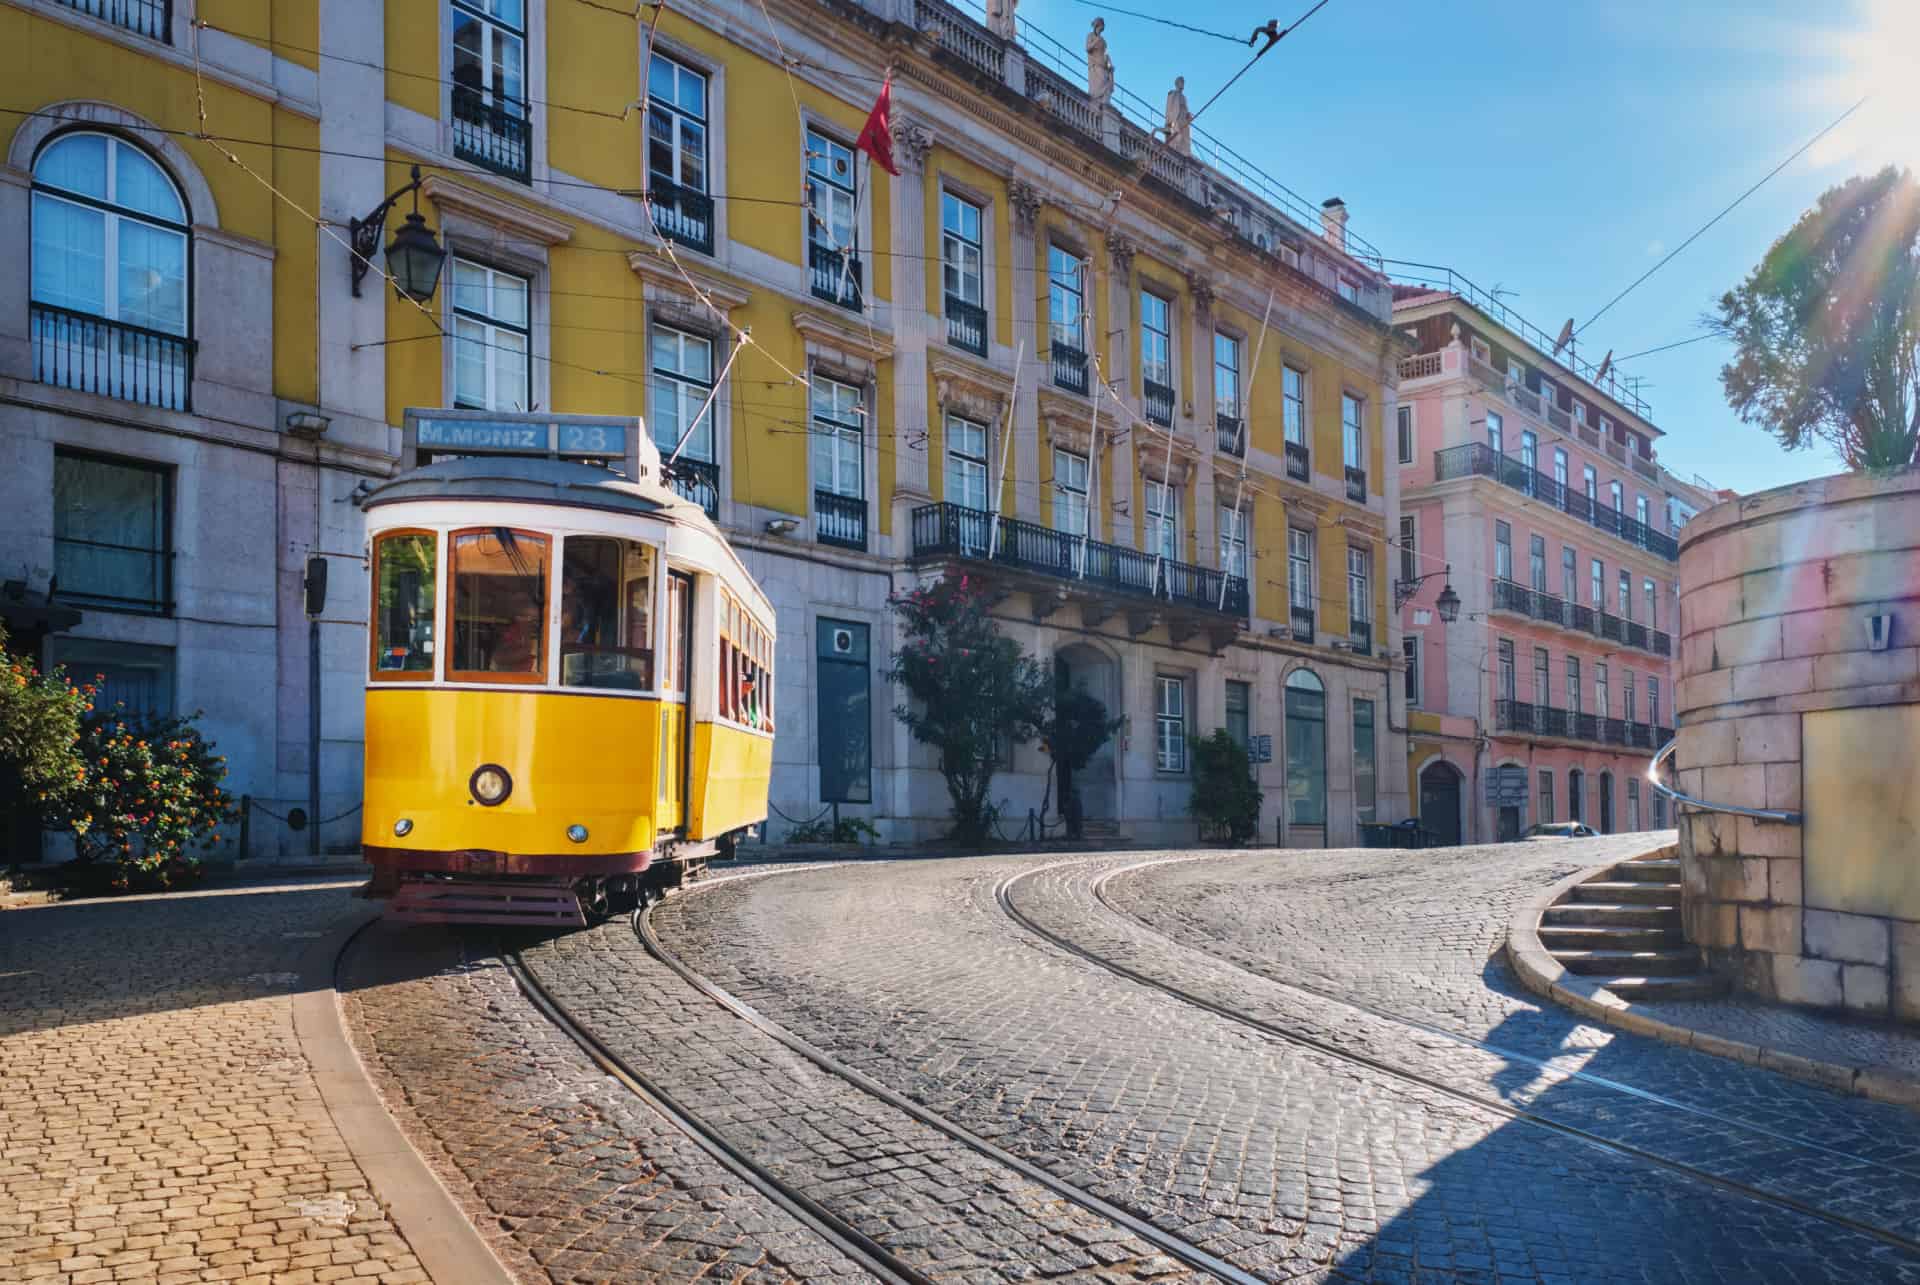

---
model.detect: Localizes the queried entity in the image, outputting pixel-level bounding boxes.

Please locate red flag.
[856,75,900,177]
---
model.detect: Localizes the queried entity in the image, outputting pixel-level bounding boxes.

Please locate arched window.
[30,132,191,409]
[1567,768,1585,823]
[1284,668,1326,829]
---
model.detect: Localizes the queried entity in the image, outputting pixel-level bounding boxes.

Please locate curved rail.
[1647,738,1803,825]
[994,864,1920,1262]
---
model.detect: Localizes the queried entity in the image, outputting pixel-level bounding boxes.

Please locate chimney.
[1320,197,1348,252]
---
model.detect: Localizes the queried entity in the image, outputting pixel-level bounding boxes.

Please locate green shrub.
[785,815,883,844]
[1188,730,1262,845]
[0,625,89,809]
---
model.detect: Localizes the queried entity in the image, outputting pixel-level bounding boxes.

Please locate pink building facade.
[1390,284,1719,844]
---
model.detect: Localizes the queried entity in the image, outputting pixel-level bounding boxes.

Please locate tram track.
[995,857,1920,1264]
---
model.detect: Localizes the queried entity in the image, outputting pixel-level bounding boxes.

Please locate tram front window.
[450,528,549,680]
[372,532,435,676]
[561,536,655,690]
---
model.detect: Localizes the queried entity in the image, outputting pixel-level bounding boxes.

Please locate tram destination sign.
[407,410,632,461]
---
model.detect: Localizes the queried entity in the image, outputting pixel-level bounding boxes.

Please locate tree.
[887,576,1051,845]
[1188,730,1262,845]
[1039,678,1121,839]
[1715,167,1920,470]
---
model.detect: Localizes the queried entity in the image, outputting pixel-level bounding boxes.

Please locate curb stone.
[1505,850,1920,1113]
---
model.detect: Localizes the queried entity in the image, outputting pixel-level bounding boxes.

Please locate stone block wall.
[1674,467,1920,1022]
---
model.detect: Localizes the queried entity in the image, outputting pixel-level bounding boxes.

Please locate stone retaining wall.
[1674,466,1920,1021]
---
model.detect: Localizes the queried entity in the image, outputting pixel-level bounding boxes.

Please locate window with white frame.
[1215,332,1243,418]
[1554,447,1568,490]
[1283,364,1307,444]
[1649,676,1661,728]
[1487,410,1503,454]
[1155,675,1187,773]
[1574,402,1587,427]
[1566,655,1582,715]
[1403,634,1420,707]
[1494,519,1512,582]
[1353,698,1377,822]
[945,414,989,511]
[1048,245,1087,357]
[1470,335,1490,364]
[451,258,531,411]
[1141,291,1173,390]
[1636,493,1650,528]
[1619,569,1632,619]
[941,192,985,352]
[1399,514,1416,584]
[53,449,171,614]
[1530,534,1547,592]
[806,129,856,255]
[1052,448,1089,536]
[1590,557,1604,607]
[1144,478,1180,561]
[648,325,714,460]
[1611,479,1624,513]
[1219,504,1248,578]
[30,132,190,410]
[810,374,864,498]
[1624,670,1637,724]
[1342,393,1364,471]
[1397,405,1413,463]
[1595,662,1609,718]
[1645,577,1657,630]
[647,53,710,248]
[1289,527,1313,612]
[1348,546,1372,631]
[1538,769,1555,823]
[1562,545,1576,601]
[451,0,529,180]
[1584,464,1597,502]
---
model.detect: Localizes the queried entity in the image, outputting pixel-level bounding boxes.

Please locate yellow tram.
[359,415,773,926]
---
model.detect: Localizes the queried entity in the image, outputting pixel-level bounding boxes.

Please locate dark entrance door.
[1419,762,1463,847]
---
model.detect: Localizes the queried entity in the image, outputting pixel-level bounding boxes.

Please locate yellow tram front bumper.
[361,687,662,872]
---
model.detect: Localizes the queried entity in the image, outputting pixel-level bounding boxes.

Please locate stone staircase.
[1536,854,1726,1001]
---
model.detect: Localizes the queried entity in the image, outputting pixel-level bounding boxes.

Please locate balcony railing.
[1399,351,1442,380]
[31,302,194,412]
[1494,698,1671,750]
[1050,339,1089,395]
[913,0,1006,79]
[1284,439,1309,481]
[56,0,170,38]
[666,458,719,519]
[1632,452,1659,481]
[1144,379,1175,427]
[1345,465,1367,501]
[1290,604,1314,642]
[452,91,531,182]
[1487,579,1672,658]
[647,177,714,255]
[815,489,867,550]
[910,502,1248,616]
[1349,619,1372,652]
[54,535,173,614]
[1435,443,1678,559]
[1216,412,1245,457]
[810,242,863,311]
[945,295,988,356]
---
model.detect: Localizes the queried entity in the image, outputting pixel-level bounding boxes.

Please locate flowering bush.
[886,575,1050,845]
[41,702,237,893]
[0,625,89,810]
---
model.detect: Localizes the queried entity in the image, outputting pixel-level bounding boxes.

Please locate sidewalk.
[0,879,455,1284]
[1509,862,1920,1109]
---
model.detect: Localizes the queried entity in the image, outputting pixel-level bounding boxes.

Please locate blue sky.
[1013,0,1905,496]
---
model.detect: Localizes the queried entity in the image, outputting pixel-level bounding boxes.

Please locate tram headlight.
[469,764,512,807]
[566,824,589,844]
[392,818,413,838]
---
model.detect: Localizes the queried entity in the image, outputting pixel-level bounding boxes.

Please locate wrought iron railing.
[452,91,531,182]
[1496,698,1670,750]
[54,534,173,614]
[1345,466,1367,501]
[910,501,1248,616]
[647,177,714,254]
[1435,443,1678,559]
[31,302,194,412]
[666,458,719,518]
[1049,339,1089,395]
[945,295,987,356]
[1284,439,1309,481]
[1290,604,1314,642]
[1488,579,1670,658]
[1144,379,1175,427]
[1216,412,1245,457]
[815,489,867,550]
[913,0,1006,78]
[55,0,170,38]
[809,242,863,310]
[1349,619,1372,652]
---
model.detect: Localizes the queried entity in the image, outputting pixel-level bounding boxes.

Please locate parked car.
[1523,821,1598,839]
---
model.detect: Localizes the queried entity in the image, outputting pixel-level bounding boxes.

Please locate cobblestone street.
[9,839,1920,1283]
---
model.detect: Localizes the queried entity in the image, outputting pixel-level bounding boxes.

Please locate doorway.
[1419,760,1463,846]
[657,571,693,833]
[1054,645,1119,829]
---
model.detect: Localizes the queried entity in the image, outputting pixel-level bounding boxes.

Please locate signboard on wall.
[1248,734,1273,764]
[1484,764,1529,805]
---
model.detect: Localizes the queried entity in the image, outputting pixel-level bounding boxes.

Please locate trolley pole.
[304,556,328,859]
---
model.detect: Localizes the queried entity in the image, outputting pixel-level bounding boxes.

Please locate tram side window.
[373,532,436,676]
[560,536,655,690]
[450,528,549,681]
[718,591,773,731]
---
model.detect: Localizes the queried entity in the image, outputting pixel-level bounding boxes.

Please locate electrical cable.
[1187,0,1333,129]
[1059,0,1246,43]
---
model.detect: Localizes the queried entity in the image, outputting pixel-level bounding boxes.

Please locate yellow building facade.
[2,0,1406,849]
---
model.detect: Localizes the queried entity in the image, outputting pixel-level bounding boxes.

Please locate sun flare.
[1823,0,1920,172]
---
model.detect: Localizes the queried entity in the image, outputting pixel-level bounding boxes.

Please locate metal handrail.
[1647,739,1802,825]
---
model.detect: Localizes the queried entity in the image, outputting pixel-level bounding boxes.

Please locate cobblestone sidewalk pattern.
[0,881,426,1285]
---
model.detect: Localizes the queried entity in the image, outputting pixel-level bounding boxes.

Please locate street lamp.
[348,165,448,302]
[1393,562,1461,622]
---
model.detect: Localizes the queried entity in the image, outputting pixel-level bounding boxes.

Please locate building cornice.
[627,250,754,312]
[424,177,575,246]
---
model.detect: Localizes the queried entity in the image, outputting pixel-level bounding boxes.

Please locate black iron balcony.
[1345,466,1367,501]
[1284,439,1309,481]
[665,458,719,518]
[910,501,1248,617]
[1216,412,1245,457]
[1433,443,1679,560]
[452,90,531,182]
[57,0,171,38]
[1487,579,1671,658]
[1493,699,1671,751]
[1050,339,1089,395]
[1290,604,1314,642]
[810,242,863,311]
[945,295,987,356]
[31,302,194,412]
[1349,618,1373,652]
[647,177,714,255]
[815,489,867,550]
[1144,378,1175,427]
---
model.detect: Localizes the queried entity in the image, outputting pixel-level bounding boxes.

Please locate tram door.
[658,571,694,832]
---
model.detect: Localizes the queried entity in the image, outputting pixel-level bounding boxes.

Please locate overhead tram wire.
[1576,93,1872,338]
[1059,0,1246,43]
[1187,0,1335,129]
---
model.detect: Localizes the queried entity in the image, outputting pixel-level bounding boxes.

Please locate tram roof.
[362,456,695,520]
